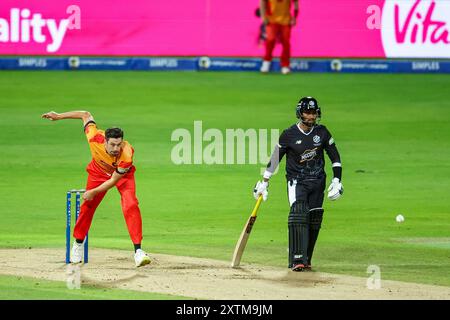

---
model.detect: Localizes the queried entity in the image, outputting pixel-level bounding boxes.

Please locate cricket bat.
[231,195,264,268]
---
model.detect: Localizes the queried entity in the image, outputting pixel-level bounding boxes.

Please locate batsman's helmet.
[296,96,321,120]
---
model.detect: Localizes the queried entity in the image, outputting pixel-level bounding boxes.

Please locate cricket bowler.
[42,110,151,267]
[253,97,344,271]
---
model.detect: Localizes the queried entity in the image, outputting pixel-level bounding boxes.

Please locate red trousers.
[264,23,292,68]
[73,166,143,245]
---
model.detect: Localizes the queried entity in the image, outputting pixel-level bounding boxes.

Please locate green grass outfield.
[0,275,190,300]
[0,71,449,298]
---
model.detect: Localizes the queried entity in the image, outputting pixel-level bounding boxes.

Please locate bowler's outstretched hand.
[42,111,60,121]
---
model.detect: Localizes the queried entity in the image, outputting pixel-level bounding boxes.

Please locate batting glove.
[253,180,269,201]
[327,178,344,201]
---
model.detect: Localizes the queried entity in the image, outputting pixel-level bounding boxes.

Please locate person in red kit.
[259,0,299,75]
[42,110,151,267]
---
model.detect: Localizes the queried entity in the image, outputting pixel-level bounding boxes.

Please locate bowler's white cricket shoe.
[70,241,84,264]
[281,67,291,75]
[134,249,151,267]
[260,60,271,73]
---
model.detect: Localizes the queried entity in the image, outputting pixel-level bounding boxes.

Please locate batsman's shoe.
[291,263,305,272]
[260,60,271,73]
[70,241,84,264]
[134,249,151,267]
[304,264,312,271]
[281,67,291,75]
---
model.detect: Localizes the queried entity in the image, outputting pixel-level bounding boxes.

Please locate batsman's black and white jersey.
[265,124,341,182]
[259,97,344,269]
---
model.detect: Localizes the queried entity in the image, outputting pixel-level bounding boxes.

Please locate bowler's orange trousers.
[264,23,292,68]
[73,161,143,244]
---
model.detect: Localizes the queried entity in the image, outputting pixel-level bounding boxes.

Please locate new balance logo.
[295,140,302,144]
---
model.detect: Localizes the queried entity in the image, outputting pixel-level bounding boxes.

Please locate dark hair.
[105,127,124,140]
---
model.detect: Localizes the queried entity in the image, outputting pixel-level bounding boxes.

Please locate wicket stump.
[66,189,88,263]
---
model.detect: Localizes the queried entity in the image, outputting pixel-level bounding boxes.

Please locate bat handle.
[251,195,263,217]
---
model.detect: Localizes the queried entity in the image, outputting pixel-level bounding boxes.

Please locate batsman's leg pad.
[307,208,324,265]
[288,201,310,266]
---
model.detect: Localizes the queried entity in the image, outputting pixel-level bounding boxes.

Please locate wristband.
[263,170,273,180]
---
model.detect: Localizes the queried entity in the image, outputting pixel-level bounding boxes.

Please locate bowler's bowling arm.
[42,110,94,126]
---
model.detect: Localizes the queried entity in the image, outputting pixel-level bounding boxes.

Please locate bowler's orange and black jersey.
[268,124,341,180]
[84,121,134,176]
[266,0,293,25]
[74,121,142,246]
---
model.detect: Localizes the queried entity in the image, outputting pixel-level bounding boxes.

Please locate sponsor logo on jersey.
[300,148,317,163]
[295,140,302,144]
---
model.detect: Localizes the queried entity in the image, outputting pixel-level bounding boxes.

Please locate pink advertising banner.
[0,0,449,58]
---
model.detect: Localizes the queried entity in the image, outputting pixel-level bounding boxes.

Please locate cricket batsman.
[253,97,344,271]
[42,110,151,267]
